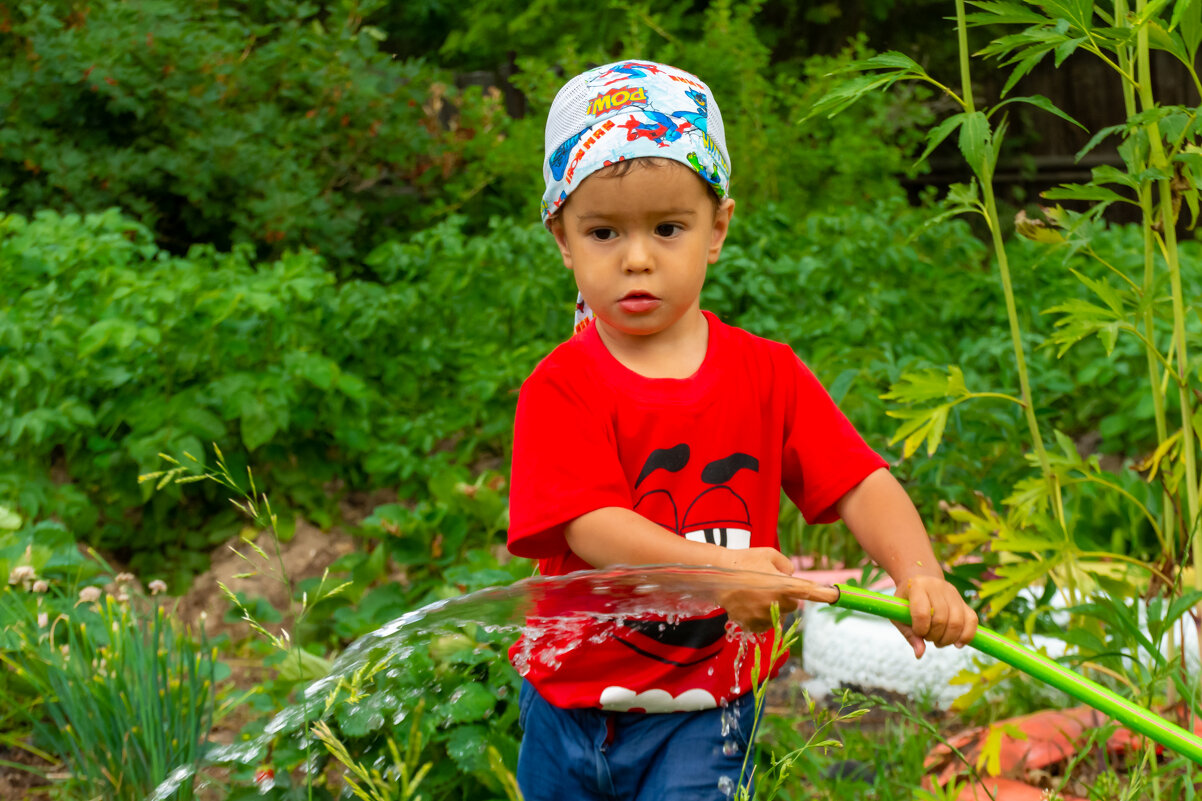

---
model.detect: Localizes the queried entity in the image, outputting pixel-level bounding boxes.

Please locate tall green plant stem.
[955,0,1064,527]
[1116,0,1176,556]
[1135,0,1201,589]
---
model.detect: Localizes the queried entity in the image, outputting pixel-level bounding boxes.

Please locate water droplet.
[723,739,739,757]
[717,775,735,797]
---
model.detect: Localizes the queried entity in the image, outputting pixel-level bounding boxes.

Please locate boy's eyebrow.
[575,208,700,220]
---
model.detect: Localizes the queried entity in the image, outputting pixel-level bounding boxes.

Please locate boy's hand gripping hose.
[815,581,1202,765]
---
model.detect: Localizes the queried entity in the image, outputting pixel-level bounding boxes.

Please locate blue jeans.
[516,681,759,800]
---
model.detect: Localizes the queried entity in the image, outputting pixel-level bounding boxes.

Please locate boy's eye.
[655,223,682,237]
[590,228,617,241]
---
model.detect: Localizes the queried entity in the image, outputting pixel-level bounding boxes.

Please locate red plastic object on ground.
[925,705,1202,800]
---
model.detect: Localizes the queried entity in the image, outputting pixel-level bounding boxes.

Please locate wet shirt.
[507,311,887,711]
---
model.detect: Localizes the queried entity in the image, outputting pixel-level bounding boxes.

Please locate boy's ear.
[707,197,736,264]
[547,216,574,270]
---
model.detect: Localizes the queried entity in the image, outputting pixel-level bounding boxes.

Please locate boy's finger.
[926,599,949,645]
[935,609,962,648]
[906,586,932,638]
[769,551,795,575]
[956,603,979,647]
[891,621,925,659]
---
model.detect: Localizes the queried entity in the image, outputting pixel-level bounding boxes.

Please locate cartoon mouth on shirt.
[615,443,760,667]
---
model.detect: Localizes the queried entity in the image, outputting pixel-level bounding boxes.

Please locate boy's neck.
[594,310,710,379]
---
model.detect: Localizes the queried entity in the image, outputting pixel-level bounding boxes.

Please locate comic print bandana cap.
[540,60,732,332]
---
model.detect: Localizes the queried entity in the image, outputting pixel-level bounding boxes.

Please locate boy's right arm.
[564,506,799,631]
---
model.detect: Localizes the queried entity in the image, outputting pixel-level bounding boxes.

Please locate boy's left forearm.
[835,467,977,653]
[834,467,943,585]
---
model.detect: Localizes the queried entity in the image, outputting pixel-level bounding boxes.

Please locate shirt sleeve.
[780,355,888,524]
[507,362,633,559]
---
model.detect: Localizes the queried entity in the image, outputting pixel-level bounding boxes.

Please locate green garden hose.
[831,583,1202,765]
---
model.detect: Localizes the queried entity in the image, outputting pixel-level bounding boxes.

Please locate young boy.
[507,60,977,800]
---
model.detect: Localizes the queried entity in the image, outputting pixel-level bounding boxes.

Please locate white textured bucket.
[799,587,1200,710]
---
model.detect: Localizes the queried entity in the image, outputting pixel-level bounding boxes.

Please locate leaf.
[179,406,226,440]
[440,682,495,724]
[1145,20,1191,63]
[915,113,967,167]
[978,722,1028,776]
[286,351,338,390]
[1075,122,1127,161]
[77,318,138,358]
[1054,35,1087,65]
[1135,0,1176,25]
[980,560,1056,614]
[276,648,333,682]
[1172,0,1199,30]
[1135,429,1182,481]
[827,368,859,405]
[965,1,1053,25]
[239,397,277,452]
[1000,48,1051,98]
[446,724,490,772]
[337,372,368,400]
[1163,590,1202,631]
[991,95,1085,130]
[881,366,971,404]
[1044,298,1124,356]
[1178,0,1202,58]
[1014,208,1066,243]
[803,73,910,121]
[1045,0,1100,31]
[959,111,993,180]
[1075,268,1128,315]
[0,506,21,531]
[886,405,952,458]
[856,51,927,73]
[947,180,981,208]
[1090,163,1141,189]
[1041,183,1134,204]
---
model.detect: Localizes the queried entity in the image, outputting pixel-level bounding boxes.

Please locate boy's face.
[549,161,735,347]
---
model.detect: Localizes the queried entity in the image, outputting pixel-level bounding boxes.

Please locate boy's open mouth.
[618,291,661,313]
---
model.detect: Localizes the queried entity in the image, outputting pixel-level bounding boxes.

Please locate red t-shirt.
[507,312,887,711]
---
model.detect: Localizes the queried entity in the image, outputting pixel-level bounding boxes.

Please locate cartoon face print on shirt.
[609,443,760,670]
[633,443,759,550]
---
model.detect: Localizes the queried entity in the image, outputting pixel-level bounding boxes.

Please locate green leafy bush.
[0,0,533,262]
[0,0,936,264]
[6,193,1168,578]
[0,206,567,579]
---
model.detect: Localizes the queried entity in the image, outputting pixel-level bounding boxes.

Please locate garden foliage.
[7,0,1202,797]
[0,207,566,580]
[802,0,1202,794]
[0,0,536,262]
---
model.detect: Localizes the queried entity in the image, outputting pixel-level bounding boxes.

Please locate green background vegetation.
[4,0,1202,798]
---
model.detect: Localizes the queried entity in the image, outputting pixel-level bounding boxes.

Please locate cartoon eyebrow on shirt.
[634,445,759,488]
[700,453,759,484]
[635,443,690,488]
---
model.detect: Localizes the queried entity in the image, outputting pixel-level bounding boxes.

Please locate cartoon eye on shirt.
[612,444,760,669]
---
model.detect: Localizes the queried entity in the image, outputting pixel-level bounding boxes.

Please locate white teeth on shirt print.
[598,686,718,712]
[683,528,750,549]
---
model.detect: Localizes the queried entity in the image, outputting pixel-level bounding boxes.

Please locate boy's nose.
[622,236,654,273]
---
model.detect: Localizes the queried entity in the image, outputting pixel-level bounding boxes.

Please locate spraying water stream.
[150,565,811,799]
[150,565,1202,798]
